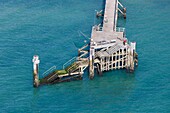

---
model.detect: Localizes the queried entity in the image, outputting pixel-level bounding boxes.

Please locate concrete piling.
[32,55,40,87]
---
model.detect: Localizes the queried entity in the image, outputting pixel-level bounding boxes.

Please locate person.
[123,40,126,45]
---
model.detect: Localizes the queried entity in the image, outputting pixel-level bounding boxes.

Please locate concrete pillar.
[122,57,124,68]
[112,54,113,70]
[115,52,117,69]
[89,47,95,79]
[121,49,124,68]
[104,57,107,71]
[126,47,131,71]
[100,58,103,72]
[130,42,136,72]
[130,48,134,72]
[122,49,123,68]
[125,47,128,68]
[108,57,110,70]
[118,50,120,69]
[32,55,40,87]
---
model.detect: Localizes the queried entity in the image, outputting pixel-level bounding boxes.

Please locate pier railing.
[93,26,103,31]
[42,65,56,77]
[63,57,77,69]
[116,27,125,32]
[93,27,125,32]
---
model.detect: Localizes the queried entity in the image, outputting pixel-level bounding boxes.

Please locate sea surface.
[0,0,170,112]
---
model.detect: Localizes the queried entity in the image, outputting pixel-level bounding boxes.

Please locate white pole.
[32,55,40,87]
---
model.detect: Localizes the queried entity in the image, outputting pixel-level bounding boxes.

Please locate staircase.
[65,62,80,73]
[40,71,58,84]
[106,44,123,55]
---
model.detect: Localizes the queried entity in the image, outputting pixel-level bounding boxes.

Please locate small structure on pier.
[32,0,138,87]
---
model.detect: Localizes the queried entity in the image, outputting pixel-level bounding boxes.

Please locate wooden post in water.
[32,55,40,87]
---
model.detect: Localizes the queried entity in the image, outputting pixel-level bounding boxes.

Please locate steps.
[106,44,123,55]
[65,62,79,73]
[40,71,58,84]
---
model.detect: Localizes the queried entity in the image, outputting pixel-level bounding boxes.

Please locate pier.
[32,0,138,87]
[89,0,137,79]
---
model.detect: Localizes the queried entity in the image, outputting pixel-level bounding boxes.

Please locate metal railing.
[42,65,56,77]
[93,25,103,31]
[63,57,77,69]
[116,27,125,32]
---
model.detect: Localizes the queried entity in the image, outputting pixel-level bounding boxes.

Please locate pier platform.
[89,0,137,78]
[32,0,138,87]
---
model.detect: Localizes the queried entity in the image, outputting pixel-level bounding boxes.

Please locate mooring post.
[130,42,136,71]
[32,55,40,87]
[126,47,130,72]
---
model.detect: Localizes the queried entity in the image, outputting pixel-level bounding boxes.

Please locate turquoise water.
[0,0,170,112]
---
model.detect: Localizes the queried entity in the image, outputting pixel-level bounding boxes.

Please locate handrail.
[78,44,89,59]
[78,50,88,59]
[79,44,88,51]
[63,57,76,69]
[67,63,77,71]
[42,65,56,77]
[47,73,58,81]
[116,27,125,32]
[68,63,79,73]
[113,0,118,31]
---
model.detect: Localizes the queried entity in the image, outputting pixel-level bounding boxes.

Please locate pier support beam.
[32,55,40,87]
[130,42,137,72]
[126,42,137,72]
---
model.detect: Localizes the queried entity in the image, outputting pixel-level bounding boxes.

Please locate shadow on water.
[32,69,136,106]
[83,70,137,105]
[94,70,136,92]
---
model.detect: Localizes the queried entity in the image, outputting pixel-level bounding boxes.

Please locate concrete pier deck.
[103,0,117,32]
[91,0,125,50]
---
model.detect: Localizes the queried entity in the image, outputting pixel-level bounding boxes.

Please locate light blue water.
[0,0,170,112]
